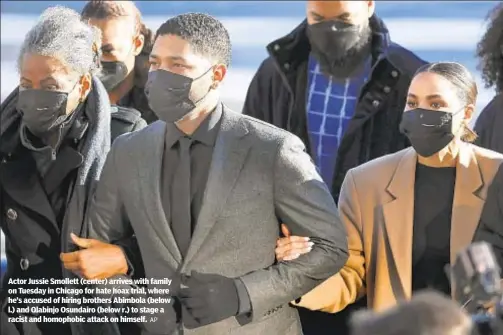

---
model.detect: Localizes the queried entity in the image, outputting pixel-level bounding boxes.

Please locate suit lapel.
[138,121,182,265]
[182,108,251,268]
[450,143,484,265]
[382,148,416,299]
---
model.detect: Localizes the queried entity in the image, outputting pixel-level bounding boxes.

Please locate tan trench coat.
[293,143,503,313]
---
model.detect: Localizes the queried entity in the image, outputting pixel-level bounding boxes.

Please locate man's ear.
[133,34,145,57]
[211,64,227,89]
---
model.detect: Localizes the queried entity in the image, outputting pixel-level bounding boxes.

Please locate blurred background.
[0,0,500,273]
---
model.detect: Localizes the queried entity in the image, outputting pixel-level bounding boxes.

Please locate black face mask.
[17,88,74,137]
[145,68,212,123]
[307,20,371,77]
[399,108,461,157]
[97,61,129,92]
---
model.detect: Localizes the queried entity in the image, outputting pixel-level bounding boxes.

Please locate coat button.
[6,208,17,220]
[273,44,280,51]
[383,86,391,93]
[372,100,381,108]
[391,70,398,78]
[20,258,30,271]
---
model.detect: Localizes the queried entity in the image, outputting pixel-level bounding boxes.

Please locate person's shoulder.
[467,143,503,188]
[111,105,145,126]
[477,93,503,122]
[111,105,147,138]
[227,107,301,146]
[386,42,427,75]
[350,147,412,178]
[470,142,503,162]
[252,56,280,81]
[112,120,164,149]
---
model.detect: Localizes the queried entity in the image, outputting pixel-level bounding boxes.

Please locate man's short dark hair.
[350,291,472,335]
[156,13,232,67]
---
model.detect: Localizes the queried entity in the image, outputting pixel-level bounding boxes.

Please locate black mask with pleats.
[399,108,460,157]
[145,68,212,122]
[97,61,129,92]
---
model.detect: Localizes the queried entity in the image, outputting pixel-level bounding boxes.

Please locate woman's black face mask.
[97,61,129,92]
[97,41,135,92]
[399,108,464,157]
[17,81,79,137]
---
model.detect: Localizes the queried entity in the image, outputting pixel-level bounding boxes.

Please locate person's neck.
[108,71,135,105]
[41,107,80,148]
[176,99,218,136]
[44,129,63,148]
[417,140,460,168]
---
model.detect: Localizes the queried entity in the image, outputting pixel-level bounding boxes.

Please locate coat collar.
[266,15,392,75]
[383,142,485,299]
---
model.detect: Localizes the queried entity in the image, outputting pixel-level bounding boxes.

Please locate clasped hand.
[179,271,240,328]
[60,233,128,279]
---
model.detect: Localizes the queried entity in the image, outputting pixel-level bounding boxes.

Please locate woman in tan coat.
[277,62,503,313]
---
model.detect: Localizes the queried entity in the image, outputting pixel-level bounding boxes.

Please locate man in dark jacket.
[244,0,425,202]
[242,1,426,334]
[82,0,158,124]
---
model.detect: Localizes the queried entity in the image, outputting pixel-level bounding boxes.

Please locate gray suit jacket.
[88,105,348,335]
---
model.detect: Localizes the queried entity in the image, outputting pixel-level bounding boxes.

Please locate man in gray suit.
[73,13,348,335]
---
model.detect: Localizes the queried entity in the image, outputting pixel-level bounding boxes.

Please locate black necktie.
[171,136,192,257]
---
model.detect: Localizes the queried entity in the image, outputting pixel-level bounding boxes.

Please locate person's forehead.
[89,17,135,43]
[152,34,210,64]
[307,1,366,15]
[21,54,67,75]
[20,54,76,83]
[409,72,457,97]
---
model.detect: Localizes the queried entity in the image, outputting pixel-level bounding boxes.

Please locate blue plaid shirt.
[306,56,371,186]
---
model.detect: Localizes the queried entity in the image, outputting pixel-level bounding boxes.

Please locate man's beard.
[311,24,373,79]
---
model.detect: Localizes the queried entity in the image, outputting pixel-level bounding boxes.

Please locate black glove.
[179,271,239,327]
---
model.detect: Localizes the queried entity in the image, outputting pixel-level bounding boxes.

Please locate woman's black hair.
[414,62,478,142]
[477,3,503,92]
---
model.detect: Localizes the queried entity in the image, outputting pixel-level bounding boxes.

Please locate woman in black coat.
[0,6,141,335]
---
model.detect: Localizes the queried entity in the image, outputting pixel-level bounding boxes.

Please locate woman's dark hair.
[414,62,478,142]
[476,3,503,92]
[81,0,154,57]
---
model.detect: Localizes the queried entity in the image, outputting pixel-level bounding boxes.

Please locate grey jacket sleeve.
[87,140,178,334]
[239,134,349,321]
